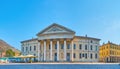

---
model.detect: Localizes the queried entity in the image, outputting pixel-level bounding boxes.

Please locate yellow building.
[99,41,120,63]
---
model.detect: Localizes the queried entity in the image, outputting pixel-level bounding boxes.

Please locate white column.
[38,42,40,61]
[44,40,46,61]
[57,40,59,61]
[71,41,73,61]
[64,40,66,61]
[50,40,53,61]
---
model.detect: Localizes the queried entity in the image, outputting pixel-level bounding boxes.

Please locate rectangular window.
[96,46,97,51]
[91,45,92,50]
[74,44,76,49]
[95,54,97,59]
[61,44,64,49]
[79,53,82,58]
[30,46,31,51]
[67,44,70,49]
[79,44,82,50]
[90,54,93,59]
[85,53,87,59]
[55,44,57,49]
[82,53,84,57]
[85,45,87,50]
[34,46,36,51]
[73,53,76,58]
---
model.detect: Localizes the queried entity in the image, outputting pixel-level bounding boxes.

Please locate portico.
[36,23,75,62]
[37,38,73,62]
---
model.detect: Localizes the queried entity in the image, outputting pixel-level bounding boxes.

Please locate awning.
[26,55,36,58]
[14,55,36,58]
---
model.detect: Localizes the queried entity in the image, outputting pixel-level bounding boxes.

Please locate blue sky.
[0,0,120,50]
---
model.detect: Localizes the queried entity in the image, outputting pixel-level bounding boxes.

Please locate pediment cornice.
[37,23,75,36]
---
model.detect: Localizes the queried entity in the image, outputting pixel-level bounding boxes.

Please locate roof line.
[21,38,38,43]
[36,23,75,36]
[74,36,100,40]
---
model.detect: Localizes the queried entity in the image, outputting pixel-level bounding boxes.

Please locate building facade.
[99,41,120,62]
[21,23,100,62]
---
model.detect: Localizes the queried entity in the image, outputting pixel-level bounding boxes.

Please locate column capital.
[64,38,73,41]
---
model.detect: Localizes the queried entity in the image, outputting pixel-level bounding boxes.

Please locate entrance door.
[54,53,57,61]
[66,53,70,61]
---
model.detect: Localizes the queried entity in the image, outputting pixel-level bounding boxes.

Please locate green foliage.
[5,49,15,57]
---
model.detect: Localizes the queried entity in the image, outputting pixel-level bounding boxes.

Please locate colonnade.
[37,39,73,61]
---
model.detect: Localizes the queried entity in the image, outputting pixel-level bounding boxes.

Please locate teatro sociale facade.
[21,23,100,62]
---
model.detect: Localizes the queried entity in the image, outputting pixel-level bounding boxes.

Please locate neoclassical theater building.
[21,23,100,62]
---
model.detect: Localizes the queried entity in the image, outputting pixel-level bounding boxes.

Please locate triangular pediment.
[37,23,75,36]
[46,26,64,32]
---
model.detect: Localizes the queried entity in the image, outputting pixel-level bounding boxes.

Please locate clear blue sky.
[0,0,120,50]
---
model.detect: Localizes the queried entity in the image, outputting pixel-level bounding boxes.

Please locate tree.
[6,49,15,57]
